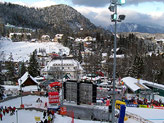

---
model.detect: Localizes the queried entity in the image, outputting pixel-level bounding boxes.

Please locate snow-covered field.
[0,94,163,123]
[0,95,108,123]
[0,38,70,62]
[127,107,164,123]
[1,85,164,123]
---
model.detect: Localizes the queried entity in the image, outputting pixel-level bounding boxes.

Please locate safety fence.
[126,112,153,123]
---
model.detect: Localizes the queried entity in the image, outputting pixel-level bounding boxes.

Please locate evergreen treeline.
[0,3,109,37]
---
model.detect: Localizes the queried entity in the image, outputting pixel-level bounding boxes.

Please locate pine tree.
[6,53,15,81]
[28,50,40,77]
[128,55,144,79]
[20,62,27,77]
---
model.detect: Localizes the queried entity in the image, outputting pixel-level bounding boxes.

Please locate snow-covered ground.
[1,109,139,123]
[2,109,110,123]
[1,85,164,123]
[0,38,70,62]
[0,94,163,123]
[0,95,108,123]
[127,107,164,123]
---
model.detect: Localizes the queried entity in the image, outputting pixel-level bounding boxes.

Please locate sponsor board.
[126,104,138,107]
[139,105,147,108]
[48,92,59,104]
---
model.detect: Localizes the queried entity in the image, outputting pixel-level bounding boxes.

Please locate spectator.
[43,111,46,119]
[0,112,2,121]
[44,119,47,123]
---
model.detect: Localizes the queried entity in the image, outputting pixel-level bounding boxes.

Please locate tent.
[49,82,61,88]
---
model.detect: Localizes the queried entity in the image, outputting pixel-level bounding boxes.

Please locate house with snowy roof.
[41,35,50,42]
[84,36,95,42]
[41,58,83,80]
[122,77,164,98]
[122,77,150,93]
[18,72,38,87]
[9,33,31,42]
[54,34,64,42]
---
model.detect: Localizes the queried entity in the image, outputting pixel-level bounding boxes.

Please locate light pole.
[20,79,23,106]
[16,109,18,123]
[109,0,126,122]
[59,49,64,107]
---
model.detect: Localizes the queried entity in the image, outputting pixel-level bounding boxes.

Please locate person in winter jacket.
[44,119,48,123]
[3,109,5,115]
[0,113,2,121]
[43,111,46,119]
[48,115,51,122]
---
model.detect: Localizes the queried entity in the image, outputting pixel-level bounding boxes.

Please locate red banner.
[153,106,164,110]
[60,106,67,115]
[106,99,110,106]
[48,92,59,104]
[49,82,61,88]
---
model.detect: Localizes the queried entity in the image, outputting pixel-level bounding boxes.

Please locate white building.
[9,33,31,41]
[54,34,64,42]
[41,35,50,42]
[41,59,83,80]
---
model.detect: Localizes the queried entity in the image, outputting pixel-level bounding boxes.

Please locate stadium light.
[108,4,115,12]
[111,14,117,21]
[109,0,126,123]
[119,0,126,4]
[119,15,126,20]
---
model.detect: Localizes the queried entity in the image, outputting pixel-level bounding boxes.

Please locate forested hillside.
[0,2,108,37]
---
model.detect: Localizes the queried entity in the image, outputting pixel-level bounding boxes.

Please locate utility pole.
[108,0,126,122]
[20,79,23,106]
[59,49,64,107]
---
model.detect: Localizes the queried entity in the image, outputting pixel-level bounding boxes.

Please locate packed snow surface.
[0,38,70,62]
[1,94,163,123]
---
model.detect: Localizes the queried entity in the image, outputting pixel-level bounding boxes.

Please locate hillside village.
[0,23,164,82]
[0,31,164,122]
[0,2,164,123]
[0,23,164,84]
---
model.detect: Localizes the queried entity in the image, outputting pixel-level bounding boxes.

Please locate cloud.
[126,0,164,5]
[2,0,57,8]
[72,0,109,7]
[12,1,29,7]
[75,7,111,27]
[31,0,57,8]
[75,6,164,27]
[72,0,164,7]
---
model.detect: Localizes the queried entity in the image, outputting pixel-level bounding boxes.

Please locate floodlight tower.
[109,0,126,122]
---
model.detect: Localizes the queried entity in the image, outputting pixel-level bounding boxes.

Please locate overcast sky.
[1,0,164,27]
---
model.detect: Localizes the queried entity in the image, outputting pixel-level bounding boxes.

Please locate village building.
[41,35,50,42]
[84,36,95,42]
[53,34,64,42]
[41,58,83,80]
[122,77,164,100]
[18,72,39,91]
[9,33,31,42]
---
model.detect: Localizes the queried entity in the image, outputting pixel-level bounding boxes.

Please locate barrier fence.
[126,112,153,123]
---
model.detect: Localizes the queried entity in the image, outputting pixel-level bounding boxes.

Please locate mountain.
[0,3,108,36]
[108,23,164,34]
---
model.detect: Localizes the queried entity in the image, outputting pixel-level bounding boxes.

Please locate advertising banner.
[34,116,41,122]
[139,105,147,108]
[126,104,138,107]
[106,99,110,106]
[153,106,164,110]
[60,106,67,115]
[118,105,126,123]
[48,92,59,104]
